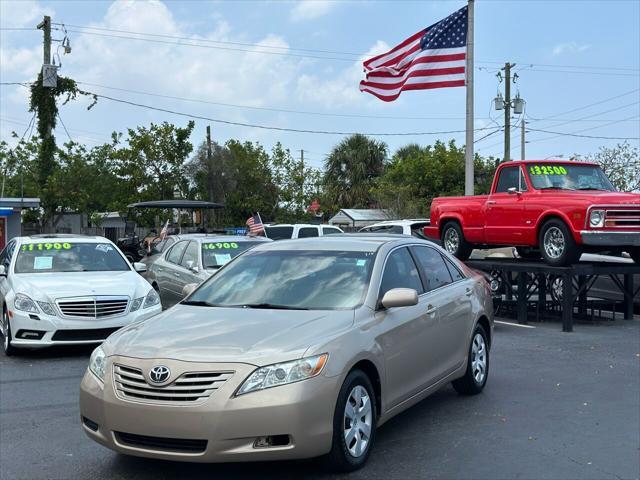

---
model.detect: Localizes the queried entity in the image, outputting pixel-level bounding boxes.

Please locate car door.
[412,246,474,377]
[375,247,434,408]
[157,240,189,307]
[175,241,201,301]
[0,240,16,306]
[485,165,527,245]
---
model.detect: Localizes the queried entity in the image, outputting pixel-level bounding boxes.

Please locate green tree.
[582,142,639,192]
[322,134,388,211]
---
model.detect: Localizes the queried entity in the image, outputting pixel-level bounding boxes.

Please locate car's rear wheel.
[452,323,489,395]
[441,221,473,260]
[2,308,17,356]
[325,370,376,472]
[515,246,541,260]
[539,219,581,266]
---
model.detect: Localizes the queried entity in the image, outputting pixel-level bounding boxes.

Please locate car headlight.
[14,293,39,313]
[589,209,605,227]
[236,354,328,396]
[143,289,160,308]
[89,346,107,382]
[130,297,144,312]
[37,301,57,316]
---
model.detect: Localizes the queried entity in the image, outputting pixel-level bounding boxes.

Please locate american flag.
[159,219,169,240]
[360,5,468,102]
[246,213,265,234]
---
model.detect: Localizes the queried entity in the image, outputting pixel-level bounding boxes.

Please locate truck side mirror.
[507,187,519,195]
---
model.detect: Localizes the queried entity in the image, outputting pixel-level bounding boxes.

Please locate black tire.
[452,323,489,395]
[441,221,473,261]
[324,370,377,473]
[538,219,581,266]
[629,248,640,264]
[2,308,18,356]
[515,246,541,260]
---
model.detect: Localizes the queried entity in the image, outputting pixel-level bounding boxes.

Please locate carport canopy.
[127,200,224,209]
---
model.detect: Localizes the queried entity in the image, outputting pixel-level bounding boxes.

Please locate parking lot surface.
[1,318,639,480]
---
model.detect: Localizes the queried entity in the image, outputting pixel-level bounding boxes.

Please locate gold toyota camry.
[80,235,493,472]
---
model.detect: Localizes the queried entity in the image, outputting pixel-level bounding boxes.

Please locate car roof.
[249,234,433,253]
[364,219,429,226]
[167,234,271,242]
[501,159,599,167]
[20,234,109,243]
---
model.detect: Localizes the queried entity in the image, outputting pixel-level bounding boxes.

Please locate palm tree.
[323,134,388,210]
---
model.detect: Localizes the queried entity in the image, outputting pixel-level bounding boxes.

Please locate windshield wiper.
[234,303,310,310]
[539,186,576,191]
[181,300,217,307]
[576,187,609,191]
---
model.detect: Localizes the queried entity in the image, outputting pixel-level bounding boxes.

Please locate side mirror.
[182,283,198,297]
[507,187,518,195]
[133,262,147,273]
[185,260,199,273]
[381,288,418,309]
[0,265,6,277]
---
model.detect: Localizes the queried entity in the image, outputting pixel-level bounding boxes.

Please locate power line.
[526,115,640,144]
[0,27,36,31]
[56,113,74,143]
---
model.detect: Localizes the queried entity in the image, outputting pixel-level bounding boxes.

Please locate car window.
[14,242,130,273]
[163,237,176,250]
[412,246,453,291]
[443,256,464,281]
[264,226,294,240]
[379,247,424,300]
[0,241,15,269]
[298,227,319,238]
[495,166,520,193]
[166,240,188,264]
[322,227,342,235]
[180,241,200,269]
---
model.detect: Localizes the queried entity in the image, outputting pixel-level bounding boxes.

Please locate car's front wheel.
[325,370,376,472]
[452,323,489,395]
[2,308,17,356]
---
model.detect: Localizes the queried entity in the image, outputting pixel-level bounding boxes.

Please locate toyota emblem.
[149,365,171,383]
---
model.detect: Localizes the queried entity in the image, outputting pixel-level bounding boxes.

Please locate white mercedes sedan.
[0,235,162,355]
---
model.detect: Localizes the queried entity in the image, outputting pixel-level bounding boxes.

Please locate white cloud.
[552,41,591,56]
[0,0,53,28]
[290,0,336,22]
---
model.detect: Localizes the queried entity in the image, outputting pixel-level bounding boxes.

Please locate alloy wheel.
[444,228,460,254]
[343,385,373,458]
[471,333,487,384]
[543,226,565,259]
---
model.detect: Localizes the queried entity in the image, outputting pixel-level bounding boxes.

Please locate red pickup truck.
[423,160,640,266]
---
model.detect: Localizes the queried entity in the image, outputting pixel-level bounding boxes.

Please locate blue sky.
[1,0,639,170]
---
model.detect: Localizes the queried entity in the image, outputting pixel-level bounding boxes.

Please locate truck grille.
[56,297,129,319]
[604,208,640,228]
[113,364,233,404]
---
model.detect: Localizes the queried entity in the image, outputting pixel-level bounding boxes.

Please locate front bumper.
[8,305,161,348]
[580,230,640,247]
[79,356,339,463]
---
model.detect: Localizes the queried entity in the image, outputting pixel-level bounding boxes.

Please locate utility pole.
[206,125,214,226]
[38,15,51,65]
[521,119,526,160]
[502,62,514,163]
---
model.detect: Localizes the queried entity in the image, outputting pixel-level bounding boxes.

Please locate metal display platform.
[465,258,640,332]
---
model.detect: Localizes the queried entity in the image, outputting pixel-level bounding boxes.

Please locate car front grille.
[56,297,129,319]
[604,208,640,228]
[113,364,233,404]
[52,327,120,342]
[115,431,208,453]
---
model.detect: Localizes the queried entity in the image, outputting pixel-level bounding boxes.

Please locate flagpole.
[464,0,475,196]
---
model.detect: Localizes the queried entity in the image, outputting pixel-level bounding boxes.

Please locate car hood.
[540,190,640,205]
[105,305,355,365]
[13,271,150,302]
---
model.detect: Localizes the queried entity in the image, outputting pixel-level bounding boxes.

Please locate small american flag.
[246,213,265,235]
[159,219,169,240]
[360,5,468,102]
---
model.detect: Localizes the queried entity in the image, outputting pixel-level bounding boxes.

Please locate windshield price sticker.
[22,242,72,252]
[529,165,567,176]
[203,242,238,250]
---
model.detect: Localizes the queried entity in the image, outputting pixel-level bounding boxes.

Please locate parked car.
[424,160,640,266]
[146,235,272,308]
[0,234,161,356]
[80,235,493,471]
[359,219,430,236]
[264,224,343,240]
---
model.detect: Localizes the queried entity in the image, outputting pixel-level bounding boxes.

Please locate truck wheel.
[515,247,541,260]
[441,222,473,260]
[630,249,640,264]
[539,219,581,266]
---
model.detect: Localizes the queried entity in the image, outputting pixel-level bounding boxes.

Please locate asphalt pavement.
[1,317,639,480]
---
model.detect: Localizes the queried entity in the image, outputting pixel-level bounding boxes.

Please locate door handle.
[487,200,496,205]
[465,288,473,297]
[174,272,181,277]
[426,304,437,315]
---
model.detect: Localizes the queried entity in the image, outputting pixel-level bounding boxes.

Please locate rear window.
[264,226,294,240]
[298,227,319,238]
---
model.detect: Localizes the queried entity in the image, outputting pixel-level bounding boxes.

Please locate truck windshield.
[526,164,615,191]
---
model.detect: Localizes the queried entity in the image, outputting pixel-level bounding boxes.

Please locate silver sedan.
[146,235,271,308]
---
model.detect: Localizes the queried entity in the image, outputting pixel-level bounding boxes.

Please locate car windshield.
[201,241,259,268]
[187,250,376,310]
[14,242,130,273]
[526,164,615,191]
